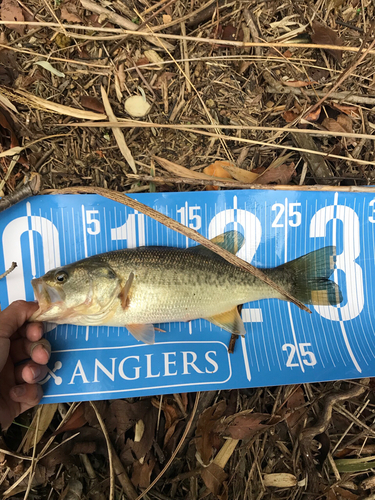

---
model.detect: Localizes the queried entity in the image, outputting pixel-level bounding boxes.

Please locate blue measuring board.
[0,189,373,403]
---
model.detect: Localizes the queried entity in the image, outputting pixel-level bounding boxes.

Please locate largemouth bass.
[30,231,342,344]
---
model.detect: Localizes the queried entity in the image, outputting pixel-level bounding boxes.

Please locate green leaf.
[335,456,375,473]
[34,61,65,78]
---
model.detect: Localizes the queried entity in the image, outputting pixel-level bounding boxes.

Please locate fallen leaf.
[81,95,105,114]
[136,57,150,66]
[23,404,58,452]
[203,162,234,179]
[283,49,293,58]
[52,404,87,435]
[162,14,172,24]
[106,399,151,436]
[283,110,299,122]
[284,80,317,87]
[1,0,25,35]
[144,49,164,69]
[311,21,343,63]
[217,410,277,440]
[201,463,228,496]
[34,61,65,78]
[304,106,322,122]
[204,160,259,184]
[263,473,297,487]
[331,102,360,119]
[195,400,227,465]
[154,156,239,183]
[0,106,19,148]
[256,162,296,185]
[322,114,352,134]
[221,24,244,42]
[285,386,306,440]
[60,4,82,23]
[131,453,156,488]
[101,86,136,173]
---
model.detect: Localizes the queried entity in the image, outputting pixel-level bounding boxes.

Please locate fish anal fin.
[206,306,246,336]
[186,230,245,257]
[119,271,134,310]
[126,323,155,344]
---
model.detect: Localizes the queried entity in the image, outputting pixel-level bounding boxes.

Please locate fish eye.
[55,271,68,283]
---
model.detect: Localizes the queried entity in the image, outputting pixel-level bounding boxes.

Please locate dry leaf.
[263,473,297,487]
[217,410,276,440]
[311,21,343,63]
[60,4,82,23]
[285,386,306,440]
[284,80,317,87]
[304,106,322,122]
[154,156,239,183]
[322,115,352,134]
[81,95,105,114]
[101,86,136,173]
[204,160,259,184]
[162,14,172,24]
[256,162,296,185]
[331,102,360,119]
[15,88,106,120]
[195,400,227,465]
[283,110,299,123]
[23,404,59,452]
[144,49,164,69]
[1,0,25,35]
[201,463,228,496]
[131,453,156,488]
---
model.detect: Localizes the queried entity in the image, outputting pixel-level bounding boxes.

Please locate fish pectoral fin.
[205,306,246,336]
[186,230,245,257]
[119,271,135,310]
[126,323,155,344]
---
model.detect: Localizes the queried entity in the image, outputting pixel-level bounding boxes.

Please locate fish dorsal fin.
[186,230,245,257]
[205,306,246,336]
[126,324,155,344]
[119,271,134,310]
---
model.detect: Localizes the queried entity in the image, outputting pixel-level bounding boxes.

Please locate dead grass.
[1,0,375,498]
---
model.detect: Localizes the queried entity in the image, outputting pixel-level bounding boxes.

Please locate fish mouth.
[30,278,66,321]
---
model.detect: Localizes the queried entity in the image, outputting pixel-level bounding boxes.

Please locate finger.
[10,338,51,365]
[0,301,38,340]
[14,362,49,384]
[17,322,44,342]
[9,383,43,409]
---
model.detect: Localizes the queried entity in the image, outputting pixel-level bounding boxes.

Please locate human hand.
[0,301,51,430]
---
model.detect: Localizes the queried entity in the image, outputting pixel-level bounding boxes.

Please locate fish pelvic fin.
[206,306,246,336]
[126,324,155,344]
[279,246,343,306]
[186,230,245,257]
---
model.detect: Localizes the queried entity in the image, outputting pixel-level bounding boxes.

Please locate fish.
[30,230,343,344]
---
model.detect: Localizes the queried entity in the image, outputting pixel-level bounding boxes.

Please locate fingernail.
[11,385,26,398]
[31,366,41,379]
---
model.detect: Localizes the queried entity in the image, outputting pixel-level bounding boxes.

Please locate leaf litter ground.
[0,0,375,499]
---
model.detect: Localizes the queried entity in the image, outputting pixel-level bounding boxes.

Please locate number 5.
[86,210,100,235]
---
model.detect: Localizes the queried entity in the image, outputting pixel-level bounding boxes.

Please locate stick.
[80,0,174,51]
[42,185,311,313]
[0,173,42,213]
[0,262,17,281]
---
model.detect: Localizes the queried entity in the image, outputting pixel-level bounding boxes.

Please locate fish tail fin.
[279,246,343,306]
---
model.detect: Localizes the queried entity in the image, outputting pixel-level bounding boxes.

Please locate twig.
[135,392,200,500]
[70,123,375,168]
[0,262,17,281]
[79,0,174,51]
[304,37,375,116]
[299,379,369,493]
[100,87,136,174]
[42,185,311,313]
[266,86,375,105]
[0,173,42,213]
[89,402,114,500]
